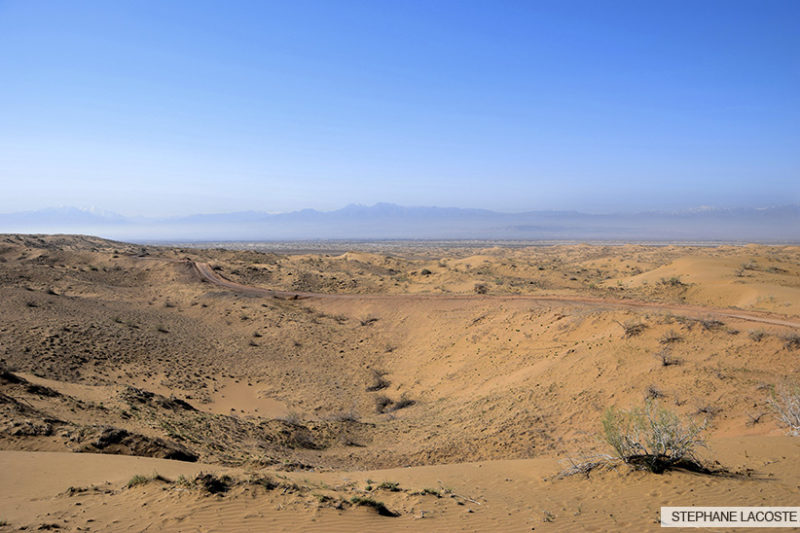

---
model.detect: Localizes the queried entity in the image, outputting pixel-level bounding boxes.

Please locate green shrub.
[602,400,706,473]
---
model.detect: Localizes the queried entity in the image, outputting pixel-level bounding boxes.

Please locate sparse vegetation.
[359,315,379,326]
[366,368,390,391]
[349,496,399,517]
[769,385,800,435]
[783,333,800,351]
[698,318,724,331]
[646,385,664,399]
[660,276,686,287]
[127,472,170,488]
[602,400,707,473]
[749,329,766,342]
[617,320,647,338]
[194,473,233,494]
[654,348,681,367]
[659,329,682,344]
[374,394,415,414]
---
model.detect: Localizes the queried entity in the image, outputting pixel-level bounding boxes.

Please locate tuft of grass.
[127,474,150,488]
[350,496,399,517]
[127,472,170,488]
[376,481,400,492]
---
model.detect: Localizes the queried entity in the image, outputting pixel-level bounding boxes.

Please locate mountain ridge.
[0,203,798,242]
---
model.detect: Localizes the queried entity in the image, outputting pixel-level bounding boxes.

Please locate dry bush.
[659,330,682,344]
[473,283,488,294]
[617,320,647,338]
[769,385,800,436]
[654,348,681,367]
[698,318,725,331]
[331,410,360,423]
[748,329,766,342]
[359,315,379,326]
[783,333,800,351]
[366,369,390,392]
[375,394,414,414]
[558,452,617,478]
[602,400,707,473]
[375,395,393,414]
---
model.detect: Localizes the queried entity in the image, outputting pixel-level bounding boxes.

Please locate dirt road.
[192,261,800,329]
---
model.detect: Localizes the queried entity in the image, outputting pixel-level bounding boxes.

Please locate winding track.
[191,261,800,329]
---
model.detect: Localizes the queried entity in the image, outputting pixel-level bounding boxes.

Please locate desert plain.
[1,234,800,532]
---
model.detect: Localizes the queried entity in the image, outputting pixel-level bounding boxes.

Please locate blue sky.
[1,0,798,216]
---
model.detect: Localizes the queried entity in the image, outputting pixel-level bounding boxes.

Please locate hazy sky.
[1,1,798,216]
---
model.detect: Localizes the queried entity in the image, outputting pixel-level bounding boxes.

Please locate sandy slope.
[1,235,799,531]
[2,436,800,532]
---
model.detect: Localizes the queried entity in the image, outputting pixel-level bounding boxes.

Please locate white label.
[662,507,800,528]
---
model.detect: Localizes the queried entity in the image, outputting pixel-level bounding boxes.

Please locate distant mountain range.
[0,203,798,243]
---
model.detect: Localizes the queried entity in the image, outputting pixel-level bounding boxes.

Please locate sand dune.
[1,234,799,531]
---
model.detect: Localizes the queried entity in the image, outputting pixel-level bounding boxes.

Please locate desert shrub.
[392,395,415,411]
[618,320,647,338]
[374,395,393,414]
[127,474,150,488]
[748,329,766,342]
[698,318,724,331]
[349,496,399,517]
[127,472,170,488]
[279,411,301,425]
[602,400,706,473]
[366,369,390,391]
[473,283,487,294]
[376,481,401,491]
[420,269,432,276]
[783,333,800,351]
[769,385,800,436]
[195,473,232,494]
[374,395,415,414]
[659,330,682,344]
[654,348,681,367]
[359,315,379,326]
